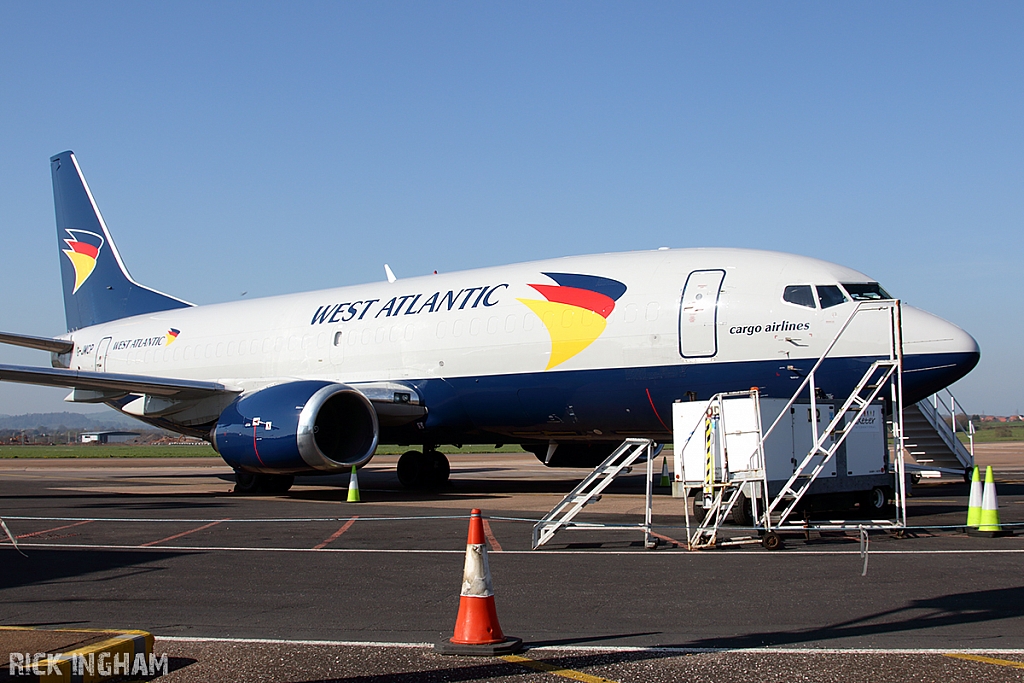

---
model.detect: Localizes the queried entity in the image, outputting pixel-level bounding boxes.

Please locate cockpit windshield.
[841,282,892,301]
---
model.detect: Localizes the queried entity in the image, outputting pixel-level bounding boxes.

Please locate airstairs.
[532,438,656,549]
[903,389,974,479]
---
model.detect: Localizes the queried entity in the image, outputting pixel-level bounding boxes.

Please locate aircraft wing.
[0,331,74,354]
[0,363,237,400]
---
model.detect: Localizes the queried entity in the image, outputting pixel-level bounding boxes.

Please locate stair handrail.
[930,388,975,460]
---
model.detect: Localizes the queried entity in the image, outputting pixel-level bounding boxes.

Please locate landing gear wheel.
[397,450,450,490]
[397,450,423,489]
[761,532,783,551]
[424,449,450,488]
[234,470,261,494]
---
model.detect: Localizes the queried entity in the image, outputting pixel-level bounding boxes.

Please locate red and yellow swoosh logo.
[165,328,180,345]
[61,229,105,294]
[518,272,627,369]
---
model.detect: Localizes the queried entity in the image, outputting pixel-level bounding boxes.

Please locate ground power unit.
[672,397,893,523]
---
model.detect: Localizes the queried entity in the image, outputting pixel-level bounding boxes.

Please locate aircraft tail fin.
[50,151,193,331]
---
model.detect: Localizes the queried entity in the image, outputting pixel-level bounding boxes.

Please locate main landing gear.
[397,449,450,490]
[233,471,295,494]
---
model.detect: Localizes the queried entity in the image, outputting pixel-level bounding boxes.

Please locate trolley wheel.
[866,486,888,513]
[761,532,783,551]
[691,495,708,525]
[732,493,753,527]
[963,467,973,484]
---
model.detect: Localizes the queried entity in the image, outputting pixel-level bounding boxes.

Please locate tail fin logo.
[518,272,627,369]
[61,229,105,294]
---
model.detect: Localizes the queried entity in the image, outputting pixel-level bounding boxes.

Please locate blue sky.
[0,3,1021,415]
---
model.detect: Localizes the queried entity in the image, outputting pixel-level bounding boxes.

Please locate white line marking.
[158,636,432,647]
[152,636,1024,655]
[6,541,1024,556]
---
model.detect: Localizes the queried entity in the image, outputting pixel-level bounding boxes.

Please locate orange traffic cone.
[436,509,522,655]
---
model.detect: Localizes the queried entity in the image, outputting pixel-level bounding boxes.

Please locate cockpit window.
[783,285,815,308]
[841,282,892,301]
[816,285,847,309]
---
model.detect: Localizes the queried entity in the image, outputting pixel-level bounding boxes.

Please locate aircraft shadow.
[671,584,1024,649]
[294,586,1024,682]
[0,549,189,590]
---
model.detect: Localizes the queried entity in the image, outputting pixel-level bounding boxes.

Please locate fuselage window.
[841,282,892,300]
[783,285,815,308]
[816,285,847,309]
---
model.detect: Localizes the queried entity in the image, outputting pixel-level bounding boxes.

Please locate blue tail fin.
[50,151,192,331]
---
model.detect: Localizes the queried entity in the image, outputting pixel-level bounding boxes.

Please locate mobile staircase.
[904,389,974,481]
[532,438,656,549]
[683,299,909,549]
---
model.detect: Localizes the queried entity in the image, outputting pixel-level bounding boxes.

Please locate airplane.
[0,151,980,493]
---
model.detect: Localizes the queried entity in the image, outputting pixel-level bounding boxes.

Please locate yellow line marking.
[944,653,1024,669]
[501,654,620,683]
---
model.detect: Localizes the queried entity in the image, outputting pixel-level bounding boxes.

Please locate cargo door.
[679,269,725,358]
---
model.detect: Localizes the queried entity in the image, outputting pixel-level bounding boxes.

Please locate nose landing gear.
[397,448,451,490]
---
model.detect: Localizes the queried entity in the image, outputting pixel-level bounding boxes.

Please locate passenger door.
[678,270,725,358]
[94,337,111,372]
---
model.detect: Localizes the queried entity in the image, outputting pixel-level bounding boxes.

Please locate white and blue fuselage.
[0,152,980,486]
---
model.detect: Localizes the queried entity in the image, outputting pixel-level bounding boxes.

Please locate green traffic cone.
[978,466,1001,532]
[347,465,361,502]
[659,456,671,487]
[966,466,982,528]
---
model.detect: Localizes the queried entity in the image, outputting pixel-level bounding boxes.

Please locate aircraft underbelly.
[389,350,976,443]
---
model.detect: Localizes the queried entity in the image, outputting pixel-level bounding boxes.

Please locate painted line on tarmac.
[482,518,503,552]
[6,541,1024,556]
[501,653,619,683]
[313,516,358,550]
[944,653,1024,669]
[141,519,227,547]
[1,514,470,523]
[158,636,432,647]
[14,520,92,539]
[650,531,684,547]
[154,637,1024,656]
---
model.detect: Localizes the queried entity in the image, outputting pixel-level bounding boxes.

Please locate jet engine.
[212,380,378,474]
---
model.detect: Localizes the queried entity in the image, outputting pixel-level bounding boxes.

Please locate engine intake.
[212,381,378,474]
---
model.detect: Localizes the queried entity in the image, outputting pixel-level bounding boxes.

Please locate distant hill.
[0,411,161,432]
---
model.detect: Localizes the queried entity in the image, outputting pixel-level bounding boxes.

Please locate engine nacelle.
[212,380,379,474]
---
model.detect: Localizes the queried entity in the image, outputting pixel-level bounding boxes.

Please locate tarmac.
[2,443,1024,682]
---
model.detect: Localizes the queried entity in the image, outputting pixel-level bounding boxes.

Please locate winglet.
[384,264,397,283]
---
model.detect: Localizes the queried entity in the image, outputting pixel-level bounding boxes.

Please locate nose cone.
[900,305,980,403]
